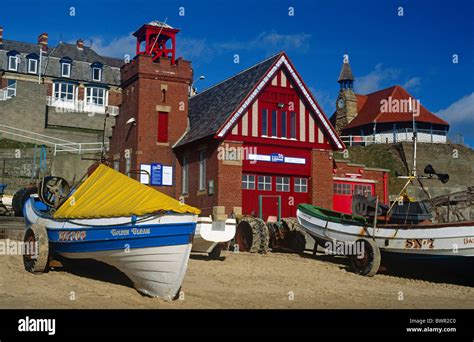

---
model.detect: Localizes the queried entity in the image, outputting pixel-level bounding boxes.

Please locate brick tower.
[334,54,358,134]
[109,21,193,197]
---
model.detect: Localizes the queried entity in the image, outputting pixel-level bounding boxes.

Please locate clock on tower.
[334,54,358,134]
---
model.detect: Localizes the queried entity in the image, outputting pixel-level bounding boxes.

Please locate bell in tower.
[134,21,180,64]
[335,54,358,134]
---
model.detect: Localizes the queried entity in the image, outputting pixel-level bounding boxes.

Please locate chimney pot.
[0,27,3,46]
[76,39,84,50]
[38,32,48,52]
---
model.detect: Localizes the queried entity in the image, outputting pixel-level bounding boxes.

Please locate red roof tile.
[345,85,449,129]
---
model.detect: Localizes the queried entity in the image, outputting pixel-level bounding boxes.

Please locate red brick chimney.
[76,39,84,50]
[38,32,48,52]
[0,27,3,46]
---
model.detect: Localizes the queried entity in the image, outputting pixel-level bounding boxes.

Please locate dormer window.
[91,62,103,82]
[27,53,39,74]
[60,57,72,78]
[7,51,19,71]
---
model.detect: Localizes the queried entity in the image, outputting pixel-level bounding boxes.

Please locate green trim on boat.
[298,203,366,226]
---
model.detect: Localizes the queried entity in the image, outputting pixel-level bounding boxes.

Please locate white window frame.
[276,176,290,192]
[61,62,71,78]
[242,174,255,190]
[53,82,76,101]
[258,175,272,191]
[182,156,189,194]
[85,87,107,106]
[199,150,206,191]
[92,67,102,82]
[28,58,38,74]
[294,177,308,193]
[6,80,17,98]
[8,55,19,71]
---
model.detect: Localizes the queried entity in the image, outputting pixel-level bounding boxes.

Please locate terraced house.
[0,27,122,152]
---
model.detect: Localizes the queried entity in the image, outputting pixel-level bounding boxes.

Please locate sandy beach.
[0,246,473,309]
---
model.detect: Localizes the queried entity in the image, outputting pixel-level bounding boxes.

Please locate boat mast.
[411,97,417,177]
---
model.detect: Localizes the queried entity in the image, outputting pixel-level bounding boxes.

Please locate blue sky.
[2,0,473,145]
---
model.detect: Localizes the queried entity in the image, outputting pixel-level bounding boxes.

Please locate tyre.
[287,230,306,254]
[12,187,38,217]
[235,216,269,254]
[23,223,49,273]
[280,217,299,231]
[208,243,222,259]
[281,217,307,254]
[349,238,381,277]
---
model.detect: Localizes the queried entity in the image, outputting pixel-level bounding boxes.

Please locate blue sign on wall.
[270,153,285,163]
[150,163,163,186]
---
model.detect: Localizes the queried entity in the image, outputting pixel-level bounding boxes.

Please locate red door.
[333,181,375,214]
[260,195,280,221]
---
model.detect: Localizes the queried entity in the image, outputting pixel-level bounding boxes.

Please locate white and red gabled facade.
[173,52,387,219]
[111,24,388,220]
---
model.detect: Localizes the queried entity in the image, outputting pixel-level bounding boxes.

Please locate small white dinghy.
[297,204,474,276]
[192,217,236,259]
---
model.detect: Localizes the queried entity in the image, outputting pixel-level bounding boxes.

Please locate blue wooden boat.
[23,164,200,300]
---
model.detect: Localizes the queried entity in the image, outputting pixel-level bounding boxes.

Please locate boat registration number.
[59,230,87,242]
[405,238,434,249]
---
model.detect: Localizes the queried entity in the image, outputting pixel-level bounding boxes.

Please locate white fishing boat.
[192,217,236,258]
[297,113,474,276]
[297,204,474,276]
[23,164,201,300]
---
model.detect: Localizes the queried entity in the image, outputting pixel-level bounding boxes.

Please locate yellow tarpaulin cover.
[54,164,200,219]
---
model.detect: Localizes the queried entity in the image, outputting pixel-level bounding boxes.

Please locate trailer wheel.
[23,223,49,273]
[349,238,380,277]
[12,187,37,217]
[208,243,222,259]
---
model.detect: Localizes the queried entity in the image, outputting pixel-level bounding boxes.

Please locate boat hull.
[61,244,192,299]
[192,217,236,253]
[297,209,474,257]
[24,197,196,299]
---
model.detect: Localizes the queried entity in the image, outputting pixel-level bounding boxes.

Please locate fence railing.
[46,96,119,116]
[341,129,448,146]
[0,124,107,155]
[0,87,12,101]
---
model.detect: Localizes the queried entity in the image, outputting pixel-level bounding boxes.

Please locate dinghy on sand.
[23,164,201,300]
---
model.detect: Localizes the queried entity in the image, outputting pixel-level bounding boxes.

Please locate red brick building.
[110,22,388,219]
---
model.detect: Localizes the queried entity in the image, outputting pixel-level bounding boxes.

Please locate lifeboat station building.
[110,22,389,219]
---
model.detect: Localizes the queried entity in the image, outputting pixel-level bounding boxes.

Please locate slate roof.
[0,40,123,86]
[338,62,354,82]
[344,85,449,129]
[174,52,282,147]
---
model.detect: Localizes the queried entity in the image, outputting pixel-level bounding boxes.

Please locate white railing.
[0,87,13,101]
[46,96,119,116]
[0,124,108,155]
[341,129,448,146]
